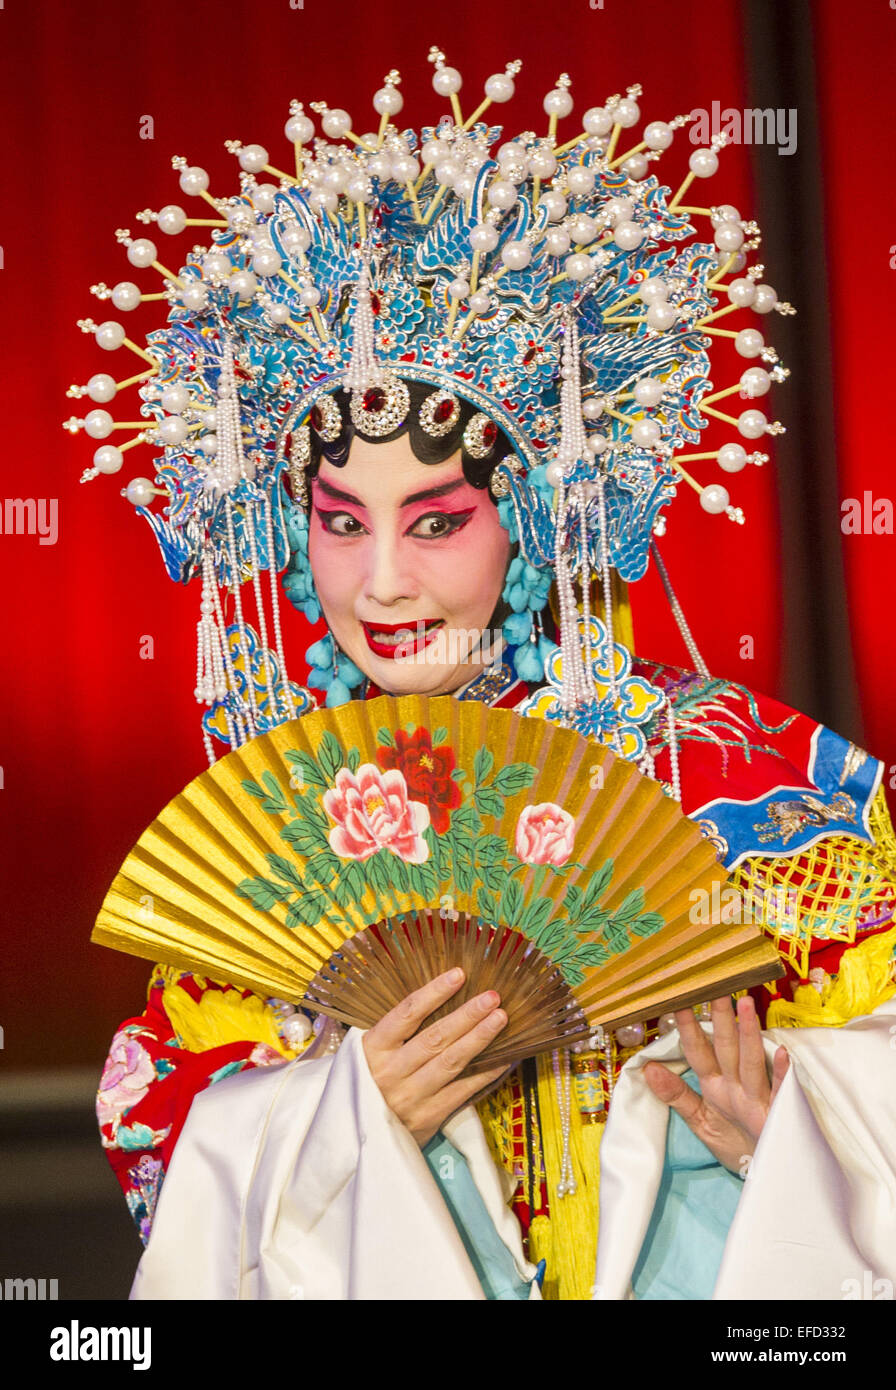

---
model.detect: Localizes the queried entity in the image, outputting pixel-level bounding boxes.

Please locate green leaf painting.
[266,854,304,891]
[473,787,504,818]
[473,747,494,784]
[280,820,329,854]
[316,731,344,782]
[235,877,292,911]
[631,911,665,938]
[283,750,328,788]
[231,725,665,992]
[477,888,498,921]
[492,764,537,795]
[572,942,611,968]
[517,897,554,935]
[583,860,613,911]
[499,878,524,923]
[563,883,584,916]
[286,891,331,927]
[241,775,289,816]
[612,888,646,924]
[452,804,482,836]
[475,834,506,866]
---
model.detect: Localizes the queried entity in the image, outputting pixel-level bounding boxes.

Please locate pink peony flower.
[96,1031,156,1126]
[514,802,576,867]
[249,1042,288,1068]
[323,763,431,864]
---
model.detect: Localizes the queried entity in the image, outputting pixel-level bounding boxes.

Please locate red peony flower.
[376,727,462,835]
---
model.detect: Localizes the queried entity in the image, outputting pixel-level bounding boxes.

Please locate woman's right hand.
[361,967,509,1147]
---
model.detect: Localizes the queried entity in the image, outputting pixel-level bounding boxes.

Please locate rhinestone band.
[463,411,499,460]
[348,371,411,437]
[309,393,343,442]
[418,388,461,437]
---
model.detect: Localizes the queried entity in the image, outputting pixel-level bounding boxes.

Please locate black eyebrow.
[312,476,467,508]
[313,477,364,506]
[400,478,466,507]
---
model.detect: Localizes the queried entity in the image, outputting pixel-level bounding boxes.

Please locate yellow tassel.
[767,925,896,1028]
[527,1214,555,1298]
[161,980,302,1058]
[147,962,188,1001]
[535,1054,602,1300]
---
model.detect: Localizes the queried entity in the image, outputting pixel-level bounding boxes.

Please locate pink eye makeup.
[313,505,477,540]
[405,508,476,539]
[314,508,368,536]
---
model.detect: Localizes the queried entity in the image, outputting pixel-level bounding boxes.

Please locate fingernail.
[488,1008,506,1029]
[446,967,464,983]
[481,990,500,1008]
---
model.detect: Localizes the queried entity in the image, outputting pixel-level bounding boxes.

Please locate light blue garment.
[423,1132,537,1301]
[632,1069,743,1300]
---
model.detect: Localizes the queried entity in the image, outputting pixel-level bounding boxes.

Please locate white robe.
[131,1000,896,1300]
[130,1027,540,1300]
[596,996,896,1300]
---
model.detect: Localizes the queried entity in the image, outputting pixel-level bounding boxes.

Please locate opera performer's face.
[307,432,512,695]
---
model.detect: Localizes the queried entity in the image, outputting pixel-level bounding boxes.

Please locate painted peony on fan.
[94,695,783,1069]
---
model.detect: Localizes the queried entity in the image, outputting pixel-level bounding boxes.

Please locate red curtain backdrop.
[0,0,893,1067]
[813,2,896,777]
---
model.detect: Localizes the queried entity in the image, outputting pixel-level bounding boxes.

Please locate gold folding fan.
[94,695,783,1069]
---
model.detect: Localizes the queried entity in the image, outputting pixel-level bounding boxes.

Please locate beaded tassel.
[665,696,682,802]
[576,485,599,706]
[551,1048,577,1197]
[242,499,279,724]
[595,472,627,756]
[194,551,238,765]
[216,343,260,737]
[208,558,250,747]
[194,554,225,703]
[342,248,384,397]
[263,490,297,722]
[223,499,259,737]
[554,484,580,713]
[554,312,603,719]
[217,339,284,728]
[650,539,710,679]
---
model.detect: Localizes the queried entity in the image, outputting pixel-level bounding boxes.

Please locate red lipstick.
[361,619,444,660]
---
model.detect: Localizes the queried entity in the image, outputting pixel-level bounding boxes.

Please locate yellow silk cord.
[526,573,619,1300]
[766,923,896,1028]
[532,1053,602,1301]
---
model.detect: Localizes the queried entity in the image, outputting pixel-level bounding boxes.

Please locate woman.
[81,62,896,1299]
[99,378,895,1301]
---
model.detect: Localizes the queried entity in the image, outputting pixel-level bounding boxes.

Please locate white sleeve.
[594,997,896,1301]
[715,996,896,1299]
[130,1028,516,1300]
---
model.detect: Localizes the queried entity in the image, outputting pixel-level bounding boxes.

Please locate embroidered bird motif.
[753,792,857,845]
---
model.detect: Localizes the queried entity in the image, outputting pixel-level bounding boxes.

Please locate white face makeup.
[306,431,511,695]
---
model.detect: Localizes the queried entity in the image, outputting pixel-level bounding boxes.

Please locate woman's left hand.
[642,995,790,1176]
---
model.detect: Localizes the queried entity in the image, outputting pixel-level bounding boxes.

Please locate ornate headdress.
[64,50,791,766]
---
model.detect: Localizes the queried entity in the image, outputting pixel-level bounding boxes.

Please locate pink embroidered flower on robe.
[514,802,576,866]
[323,764,431,863]
[97,1031,157,1125]
[249,1042,288,1067]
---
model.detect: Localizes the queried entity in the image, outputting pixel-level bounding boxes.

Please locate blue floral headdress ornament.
[65,49,791,766]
